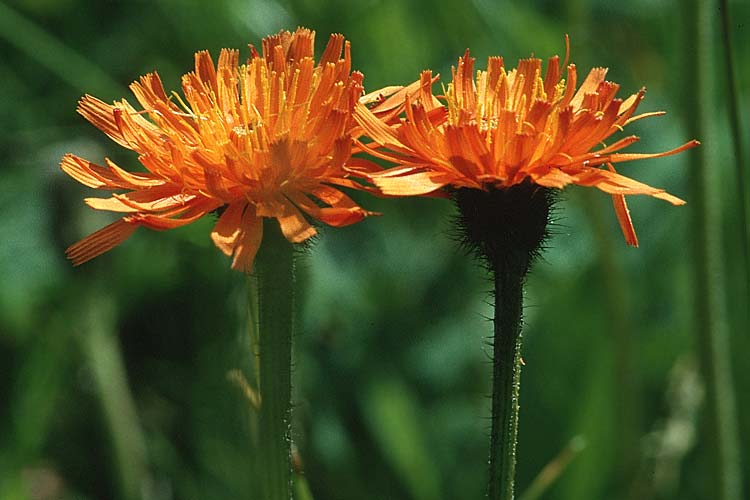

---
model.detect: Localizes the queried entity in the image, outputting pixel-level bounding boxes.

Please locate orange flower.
[353,42,699,246]
[62,28,380,271]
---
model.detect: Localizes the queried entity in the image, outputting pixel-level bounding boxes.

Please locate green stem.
[686,2,743,500]
[487,259,525,500]
[254,220,295,500]
[453,184,550,500]
[718,0,750,299]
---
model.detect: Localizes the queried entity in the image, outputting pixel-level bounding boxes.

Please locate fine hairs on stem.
[254,219,296,500]
[453,182,554,500]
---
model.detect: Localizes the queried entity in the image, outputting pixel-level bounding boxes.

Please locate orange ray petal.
[106,158,166,188]
[84,196,139,213]
[311,184,359,208]
[614,89,646,125]
[287,192,374,227]
[352,138,421,167]
[231,206,263,272]
[66,218,138,266]
[61,155,164,191]
[129,72,174,114]
[315,207,373,226]
[320,33,345,67]
[650,191,686,205]
[60,154,118,189]
[603,140,700,164]
[569,67,608,109]
[195,50,218,94]
[570,166,684,203]
[322,174,380,195]
[612,193,639,246]
[372,170,456,196]
[369,165,430,179]
[353,102,409,152]
[276,200,317,243]
[118,189,194,211]
[607,164,639,247]
[85,188,194,214]
[559,63,579,108]
[127,198,219,230]
[77,95,130,149]
[126,212,202,230]
[590,136,641,156]
[365,72,440,118]
[529,167,577,189]
[211,202,245,256]
[360,85,405,105]
[624,111,665,126]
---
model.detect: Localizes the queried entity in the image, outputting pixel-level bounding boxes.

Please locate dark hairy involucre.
[452,183,555,276]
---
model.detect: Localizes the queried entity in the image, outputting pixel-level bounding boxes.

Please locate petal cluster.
[353,44,698,246]
[63,28,376,270]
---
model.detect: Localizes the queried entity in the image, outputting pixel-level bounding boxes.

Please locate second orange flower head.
[62,28,376,271]
[353,41,699,246]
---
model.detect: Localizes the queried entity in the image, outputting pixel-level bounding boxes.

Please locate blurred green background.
[1,0,747,499]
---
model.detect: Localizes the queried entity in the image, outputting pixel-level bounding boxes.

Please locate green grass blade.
[0,2,121,95]
[718,0,750,303]
[686,2,744,499]
[82,293,150,500]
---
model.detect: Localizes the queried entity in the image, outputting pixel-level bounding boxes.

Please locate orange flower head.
[62,28,377,271]
[353,40,699,246]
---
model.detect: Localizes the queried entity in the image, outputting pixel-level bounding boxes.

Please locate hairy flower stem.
[254,220,295,500]
[454,183,552,500]
[488,260,525,500]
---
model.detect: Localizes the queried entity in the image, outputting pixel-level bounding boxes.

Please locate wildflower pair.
[62,28,696,270]
[61,28,697,500]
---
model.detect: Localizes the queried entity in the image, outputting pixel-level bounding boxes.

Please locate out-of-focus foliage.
[1,0,747,499]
